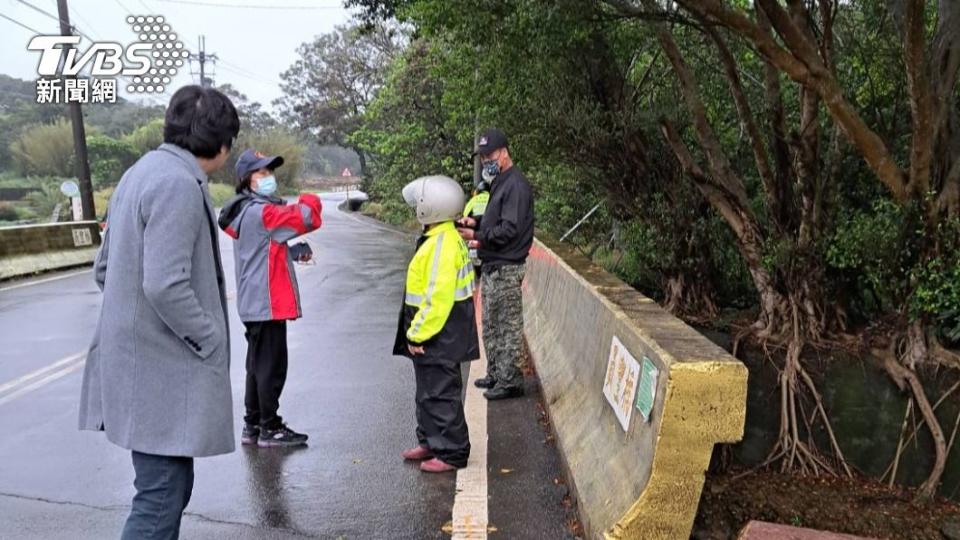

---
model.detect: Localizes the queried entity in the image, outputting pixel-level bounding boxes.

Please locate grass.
[359,201,420,231]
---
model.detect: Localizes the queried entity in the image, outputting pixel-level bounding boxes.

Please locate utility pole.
[56,0,95,221]
[191,35,218,88]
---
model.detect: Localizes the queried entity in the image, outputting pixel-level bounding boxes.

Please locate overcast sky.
[0,0,355,109]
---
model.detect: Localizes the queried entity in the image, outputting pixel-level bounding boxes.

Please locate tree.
[601,0,959,499]
[87,134,138,188]
[352,0,960,499]
[217,84,277,134]
[123,118,165,156]
[276,22,406,178]
[9,119,75,178]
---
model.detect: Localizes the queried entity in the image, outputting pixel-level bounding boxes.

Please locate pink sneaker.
[401,445,433,460]
[420,458,457,473]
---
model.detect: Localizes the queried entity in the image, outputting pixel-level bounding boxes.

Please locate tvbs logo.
[28,15,188,104]
[29,36,153,77]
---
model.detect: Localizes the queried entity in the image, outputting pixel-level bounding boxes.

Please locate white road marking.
[0,352,86,395]
[451,299,490,539]
[0,269,92,293]
[0,352,87,407]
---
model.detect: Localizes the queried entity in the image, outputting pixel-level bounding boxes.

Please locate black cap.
[474,128,508,156]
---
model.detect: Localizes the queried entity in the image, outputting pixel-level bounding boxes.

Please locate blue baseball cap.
[235,149,284,180]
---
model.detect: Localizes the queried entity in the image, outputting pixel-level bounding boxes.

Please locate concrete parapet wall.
[0,222,101,279]
[522,236,748,539]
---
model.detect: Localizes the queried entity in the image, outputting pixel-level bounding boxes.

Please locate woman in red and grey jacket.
[218,149,322,447]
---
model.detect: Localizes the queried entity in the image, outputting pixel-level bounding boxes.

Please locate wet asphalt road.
[0,193,577,540]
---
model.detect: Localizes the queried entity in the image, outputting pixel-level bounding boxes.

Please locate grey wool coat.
[78,143,234,458]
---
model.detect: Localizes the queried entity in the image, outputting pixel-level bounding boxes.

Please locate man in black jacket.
[457,128,534,400]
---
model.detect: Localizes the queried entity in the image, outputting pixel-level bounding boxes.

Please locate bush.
[93,187,114,221]
[24,181,69,222]
[208,183,235,208]
[9,119,75,177]
[15,205,37,221]
[0,202,18,222]
[122,118,164,155]
[87,134,138,188]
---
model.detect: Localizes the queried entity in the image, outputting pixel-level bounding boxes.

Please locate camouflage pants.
[481,263,525,390]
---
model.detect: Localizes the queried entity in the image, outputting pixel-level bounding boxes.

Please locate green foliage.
[87,135,138,188]
[0,202,18,222]
[350,39,472,225]
[277,22,406,176]
[93,187,115,221]
[9,119,75,178]
[122,118,165,155]
[207,183,235,208]
[336,0,960,346]
[910,219,960,343]
[827,199,912,314]
[24,180,70,222]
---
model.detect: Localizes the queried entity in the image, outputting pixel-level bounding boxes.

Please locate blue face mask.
[254,175,277,197]
[481,160,500,182]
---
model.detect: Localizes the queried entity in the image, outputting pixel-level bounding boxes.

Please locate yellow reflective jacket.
[393,221,479,364]
[464,192,490,218]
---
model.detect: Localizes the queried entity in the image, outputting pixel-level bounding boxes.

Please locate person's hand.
[458,227,476,241]
[408,343,425,356]
[299,252,313,263]
[457,217,477,228]
[467,240,481,249]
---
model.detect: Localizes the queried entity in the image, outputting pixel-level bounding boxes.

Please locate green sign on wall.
[635,355,659,422]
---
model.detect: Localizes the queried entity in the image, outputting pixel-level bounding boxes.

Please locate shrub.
[0,202,18,222]
[9,119,75,177]
[208,183,235,208]
[87,135,138,188]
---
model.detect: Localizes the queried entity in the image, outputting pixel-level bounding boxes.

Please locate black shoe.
[474,376,497,389]
[483,386,525,401]
[241,424,260,445]
[258,424,308,447]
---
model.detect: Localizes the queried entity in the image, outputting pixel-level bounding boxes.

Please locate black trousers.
[414,361,470,468]
[243,320,288,430]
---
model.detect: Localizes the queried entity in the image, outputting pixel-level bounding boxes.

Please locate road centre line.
[0,352,87,407]
[0,269,92,293]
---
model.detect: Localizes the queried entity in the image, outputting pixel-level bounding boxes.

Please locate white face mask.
[254,175,278,196]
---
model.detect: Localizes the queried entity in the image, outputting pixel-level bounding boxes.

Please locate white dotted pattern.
[125,15,185,94]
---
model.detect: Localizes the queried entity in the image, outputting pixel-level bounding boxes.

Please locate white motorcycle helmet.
[402,175,465,225]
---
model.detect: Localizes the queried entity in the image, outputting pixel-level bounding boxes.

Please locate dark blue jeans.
[121,451,195,540]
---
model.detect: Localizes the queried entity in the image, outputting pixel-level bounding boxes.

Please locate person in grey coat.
[78,85,240,540]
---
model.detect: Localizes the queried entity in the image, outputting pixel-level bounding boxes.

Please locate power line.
[151,0,341,9]
[0,11,44,34]
[218,58,279,84]
[58,1,103,41]
[217,64,278,86]
[12,0,96,42]
[112,0,134,15]
[135,0,155,13]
